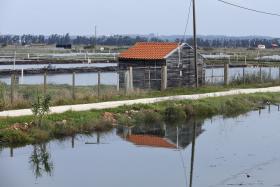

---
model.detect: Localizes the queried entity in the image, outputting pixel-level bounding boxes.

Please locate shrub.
[50,124,77,137]
[117,115,134,127]
[0,129,32,144]
[133,110,163,126]
[29,128,50,143]
[164,106,186,124]
[184,104,195,118]
[93,120,113,132]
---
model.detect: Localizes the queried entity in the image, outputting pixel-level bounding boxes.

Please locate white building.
[257,45,266,49]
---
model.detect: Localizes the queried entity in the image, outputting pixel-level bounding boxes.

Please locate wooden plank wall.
[166,44,205,88]
[118,44,205,90]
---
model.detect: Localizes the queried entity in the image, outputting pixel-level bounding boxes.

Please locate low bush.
[29,128,50,143]
[117,115,134,127]
[50,124,77,137]
[0,129,32,144]
[184,104,195,118]
[164,106,186,124]
[133,110,163,126]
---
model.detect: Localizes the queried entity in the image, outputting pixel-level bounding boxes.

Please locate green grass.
[1,82,280,111]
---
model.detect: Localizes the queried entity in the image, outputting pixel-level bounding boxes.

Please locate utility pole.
[192,0,199,88]
[13,51,16,70]
[189,119,197,187]
[94,25,97,52]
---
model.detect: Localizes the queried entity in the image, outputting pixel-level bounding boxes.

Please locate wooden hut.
[118,42,205,90]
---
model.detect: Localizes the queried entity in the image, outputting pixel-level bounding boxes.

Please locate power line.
[182,0,192,43]
[217,0,280,17]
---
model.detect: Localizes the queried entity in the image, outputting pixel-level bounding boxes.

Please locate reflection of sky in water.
[0,67,279,86]
[0,63,118,86]
[205,67,280,83]
[0,73,118,86]
[0,107,280,187]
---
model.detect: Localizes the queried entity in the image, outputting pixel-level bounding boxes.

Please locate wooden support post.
[71,136,75,148]
[124,69,130,94]
[72,72,76,100]
[211,65,214,85]
[10,73,15,105]
[97,71,101,98]
[279,66,280,82]
[269,67,272,80]
[10,147,14,158]
[129,66,133,92]
[21,68,24,85]
[244,56,247,65]
[148,67,151,90]
[260,66,263,83]
[161,66,167,91]
[243,67,245,84]
[43,71,47,95]
[116,71,120,92]
[224,62,229,86]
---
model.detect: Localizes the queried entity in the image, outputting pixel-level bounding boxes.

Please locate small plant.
[184,104,195,118]
[164,106,186,124]
[117,114,134,127]
[32,93,51,127]
[0,129,32,144]
[133,110,163,126]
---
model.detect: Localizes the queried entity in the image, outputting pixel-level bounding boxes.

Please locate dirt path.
[1,86,280,117]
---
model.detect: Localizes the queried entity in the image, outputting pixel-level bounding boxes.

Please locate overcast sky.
[0,0,280,37]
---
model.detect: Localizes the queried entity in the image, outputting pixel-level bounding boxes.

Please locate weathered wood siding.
[119,66,162,90]
[165,44,205,87]
[118,43,205,90]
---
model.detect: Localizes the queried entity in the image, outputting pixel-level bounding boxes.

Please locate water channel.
[1,106,280,187]
[0,63,279,86]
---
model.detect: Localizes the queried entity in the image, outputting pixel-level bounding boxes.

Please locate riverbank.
[1,82,280,111]
[1,85,280,117]
[0,92,280,146]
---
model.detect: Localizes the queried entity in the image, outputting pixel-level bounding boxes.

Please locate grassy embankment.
[0,92,280,146]
[1,81,280,111]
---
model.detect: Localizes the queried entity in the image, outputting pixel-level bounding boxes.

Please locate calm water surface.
[1,106,280,187]
[0,63,118,86]
[0,66,279,86]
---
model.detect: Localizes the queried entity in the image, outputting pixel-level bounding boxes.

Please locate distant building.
[56,44,72,49]
[257,44,266,49]
[271,43,278,48]
[118,42,205,90]
[30,43,46,47]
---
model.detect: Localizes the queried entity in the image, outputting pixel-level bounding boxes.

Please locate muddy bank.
[0,59,117,65]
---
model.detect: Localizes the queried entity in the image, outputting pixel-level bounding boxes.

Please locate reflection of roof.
[119,42,179,60]
[127,135,177,149]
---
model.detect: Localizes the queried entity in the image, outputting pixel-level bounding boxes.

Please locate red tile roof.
[119,42,179,60]
[127,135,177,149]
